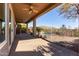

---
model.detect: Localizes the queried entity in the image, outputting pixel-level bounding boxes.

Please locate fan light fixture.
[23,5,39,14]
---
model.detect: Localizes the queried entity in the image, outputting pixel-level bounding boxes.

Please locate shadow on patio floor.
[9,33,79,56]
[42,38,79,55]
[9,33,43,56]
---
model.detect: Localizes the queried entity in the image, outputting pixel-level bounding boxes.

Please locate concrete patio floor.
[9,33,78,56]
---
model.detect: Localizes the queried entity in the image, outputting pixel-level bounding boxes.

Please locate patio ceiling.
[11,3,60,23]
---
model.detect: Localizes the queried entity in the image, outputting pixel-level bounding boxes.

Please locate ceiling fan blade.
[23,8,29,11]
[29,10,33,14]
[33,9,39,13]
[30,6,39,13]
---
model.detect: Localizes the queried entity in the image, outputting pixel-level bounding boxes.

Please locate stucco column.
[33,19,36,37]
[26,23,28,33]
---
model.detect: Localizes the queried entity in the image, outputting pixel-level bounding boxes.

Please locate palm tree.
[59,4,79,31]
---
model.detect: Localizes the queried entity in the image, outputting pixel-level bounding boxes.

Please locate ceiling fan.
[23,4,39,14]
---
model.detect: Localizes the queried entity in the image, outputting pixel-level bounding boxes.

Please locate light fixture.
[23,5,39,14]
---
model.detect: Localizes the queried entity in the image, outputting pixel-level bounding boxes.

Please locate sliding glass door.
[9,10,11,45]
[0,4,5,44]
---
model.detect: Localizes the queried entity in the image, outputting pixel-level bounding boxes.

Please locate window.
[0,4,5,44]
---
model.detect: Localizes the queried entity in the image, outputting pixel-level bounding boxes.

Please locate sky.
[28,4,78,29]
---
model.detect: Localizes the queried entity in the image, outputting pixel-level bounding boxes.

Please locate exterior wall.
[0,3,15,56]
[0,4,9,56]
[9,4,16,48]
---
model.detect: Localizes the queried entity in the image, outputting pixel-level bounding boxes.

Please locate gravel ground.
[46,35,79,42]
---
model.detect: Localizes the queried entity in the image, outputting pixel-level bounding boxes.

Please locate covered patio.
[0,3,79,56]
[11,3,60,37]
[8,3,78,56]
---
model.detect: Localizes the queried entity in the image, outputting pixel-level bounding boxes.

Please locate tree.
[59,4,79,31]
[36,27,43,36]
[59,24,67,35]
[60,24,66,29]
